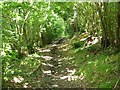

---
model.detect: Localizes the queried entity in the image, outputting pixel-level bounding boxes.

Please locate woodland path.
[27,42,85,88]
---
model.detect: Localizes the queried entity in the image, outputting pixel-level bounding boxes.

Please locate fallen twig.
[114,76,120,89]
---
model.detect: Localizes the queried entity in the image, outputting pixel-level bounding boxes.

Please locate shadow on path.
[25,42,86,88]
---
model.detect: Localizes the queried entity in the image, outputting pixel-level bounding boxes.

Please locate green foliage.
[1,1,120,88]
[41,13,65,45]
[2,52,42,85]
[72,41,84,48]
[74,47,118,88]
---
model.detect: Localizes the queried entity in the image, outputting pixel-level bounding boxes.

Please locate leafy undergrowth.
[2,40,119,88]
[2,53,42,87]
[73,47,119,88]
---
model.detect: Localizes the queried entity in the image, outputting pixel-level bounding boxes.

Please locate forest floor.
[28,42,84,88]
[3,39,119,88]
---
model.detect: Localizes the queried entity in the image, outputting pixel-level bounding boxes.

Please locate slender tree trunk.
[95,2,110,48]
[116,2,120,50]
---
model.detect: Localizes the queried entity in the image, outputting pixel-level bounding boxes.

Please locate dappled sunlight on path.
[41,56,53,61]
[6,42,86,88]
[24,42,85,88]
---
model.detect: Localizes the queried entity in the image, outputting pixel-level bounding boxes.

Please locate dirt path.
[27,43,85,88]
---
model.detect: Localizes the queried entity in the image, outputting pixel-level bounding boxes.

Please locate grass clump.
[74,46,119,88]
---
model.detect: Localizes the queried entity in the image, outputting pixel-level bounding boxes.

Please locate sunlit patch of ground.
[41,55,53,61]
[13,76,24,83]
[38,49,51,53]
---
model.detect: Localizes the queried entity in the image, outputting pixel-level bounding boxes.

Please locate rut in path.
[29,43,85,88]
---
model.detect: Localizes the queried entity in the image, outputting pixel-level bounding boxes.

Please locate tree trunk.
[116,2,120,50]
[96,2,110,48]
